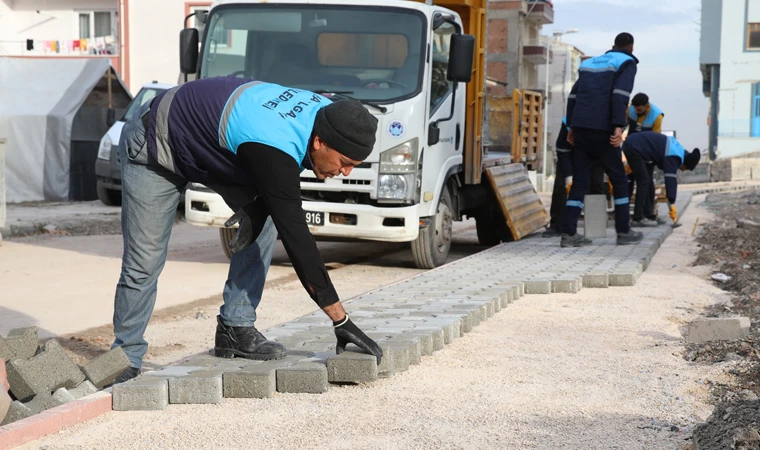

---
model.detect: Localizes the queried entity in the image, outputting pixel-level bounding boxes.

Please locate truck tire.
[411,188,453,269]
[475,203,512,246]
[220,228,235,260]
[96,183,122,206]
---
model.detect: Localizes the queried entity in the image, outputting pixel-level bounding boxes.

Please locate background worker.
[626,92,665,226]
[543,116,606,238]
[561,32,644,248]
[110,76,383,384]
[622,131,701,225]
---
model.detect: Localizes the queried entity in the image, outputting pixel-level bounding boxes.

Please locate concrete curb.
[0,391,111,450]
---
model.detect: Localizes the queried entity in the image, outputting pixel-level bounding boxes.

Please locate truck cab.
[181,0,548,268]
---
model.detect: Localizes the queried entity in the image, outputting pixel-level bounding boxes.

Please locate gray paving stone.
[52,387,75,404]
[551,277,581,294]
[414,327,444,351]
[69,380,98,399]
[524,280,552,295]
[223,366,277,399]
[377,343,409,378]
[26,392,64,414]
[608,271,638,286]
[0,327,39,361]
[0,401,32,426]
[326,351,378,383]
[582,272,609,288]
[178,355,222,368]
[275,362,329,394]
[144,366,205,378]
[169,370,223,404]
[6,339,86,401]
[396,337,422,365]
[82,347,132,389]
[112,377,169,411]
[406,331,434,356]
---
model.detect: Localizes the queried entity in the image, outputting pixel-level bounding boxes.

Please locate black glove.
[333,314,383,365]
[224,197,269,255]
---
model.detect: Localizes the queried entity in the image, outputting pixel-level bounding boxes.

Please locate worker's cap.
[313,99,378,161]
[684,148,701,171]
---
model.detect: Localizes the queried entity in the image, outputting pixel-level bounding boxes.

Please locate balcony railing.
[526,1,554,25]
[523,38,552,65]
[0,35,118,57]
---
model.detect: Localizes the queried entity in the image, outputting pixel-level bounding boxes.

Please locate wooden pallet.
[485,163,550,240]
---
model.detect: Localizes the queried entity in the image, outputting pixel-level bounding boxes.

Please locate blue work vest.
[627,103,664,133]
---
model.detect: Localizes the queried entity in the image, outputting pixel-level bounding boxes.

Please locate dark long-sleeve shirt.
[623,131,686,204]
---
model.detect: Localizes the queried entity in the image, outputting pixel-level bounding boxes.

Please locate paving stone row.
[112,194,692,410]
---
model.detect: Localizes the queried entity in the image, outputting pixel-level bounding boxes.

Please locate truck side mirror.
[180,28,199,74]
[428,123,441,146]
[447,34,475,83]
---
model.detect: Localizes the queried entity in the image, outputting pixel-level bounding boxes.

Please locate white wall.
[717,0,760,157]
[0,0,116,56]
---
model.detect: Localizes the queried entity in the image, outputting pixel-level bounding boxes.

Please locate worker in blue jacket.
[561,32,643,247]
[626,92,665,226]
[543,117,606,237]
[622,132,701,224]
[109,76,383,384]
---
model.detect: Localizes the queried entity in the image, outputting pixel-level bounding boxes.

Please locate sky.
[543,0,709,151]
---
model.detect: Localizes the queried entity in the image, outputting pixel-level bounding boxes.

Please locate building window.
[79,13,91,39]
[752,83,760,138]
[749,23,760,49]
[94,12,112,37]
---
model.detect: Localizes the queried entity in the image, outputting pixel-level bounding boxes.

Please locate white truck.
[179,0,549,268]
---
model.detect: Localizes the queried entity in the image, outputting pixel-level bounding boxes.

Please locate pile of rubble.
[0,327,130,426]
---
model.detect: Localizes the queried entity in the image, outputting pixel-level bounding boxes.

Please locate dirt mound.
[693,399,760,450]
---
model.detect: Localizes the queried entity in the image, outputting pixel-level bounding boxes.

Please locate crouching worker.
[109,76,382,384]
[622,131,701,225]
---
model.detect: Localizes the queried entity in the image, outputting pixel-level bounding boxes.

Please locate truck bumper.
[184,188,419,242]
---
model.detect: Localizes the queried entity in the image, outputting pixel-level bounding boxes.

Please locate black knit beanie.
[313,99,378,161]
[684,148,701,171]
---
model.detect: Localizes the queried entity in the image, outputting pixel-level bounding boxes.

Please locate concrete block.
[6,340,85,401]
[396,337,422,366]
[582,272,609,288]
[326,352,378,383]
[524,280,552,295]
[223,366,277,398]
[69,380,98,399]
[82,347,132,389]
[53,387,76,404]
[143,366,205,378]
[26,392,64,415]
[377,343,409,378]
[0,401,32,426]
[169,370,223,404]
[179,355,225,368]
[583,195,608,238]
[608,271,638,287]
[551,277,581,294]
[277,363,328,394]
[112,377,169,411]
[0,327,39,361]
[687,317,751,344]
[413,327,445,352]
[406,331,433,356]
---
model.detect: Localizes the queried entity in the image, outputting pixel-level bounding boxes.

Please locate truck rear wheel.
[220,228,235,260]
[96,183,122,206]
[411,188,453,269]
[475,203,513,246]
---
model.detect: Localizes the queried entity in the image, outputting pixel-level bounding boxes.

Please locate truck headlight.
[379,138,418,174]
[378,174,415,200]
[97,135,112,160]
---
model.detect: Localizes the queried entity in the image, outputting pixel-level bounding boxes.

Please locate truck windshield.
[199,5,426,103]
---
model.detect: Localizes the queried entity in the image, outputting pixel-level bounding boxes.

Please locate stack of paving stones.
[112,194,693,410]
[0,327,131,426]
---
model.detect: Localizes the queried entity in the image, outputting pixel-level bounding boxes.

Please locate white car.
[95,81,176,205]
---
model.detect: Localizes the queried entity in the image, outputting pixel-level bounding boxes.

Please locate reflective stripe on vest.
[665,136,685,165]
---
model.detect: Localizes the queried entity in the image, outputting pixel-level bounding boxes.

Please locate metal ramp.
[485,163,550,240]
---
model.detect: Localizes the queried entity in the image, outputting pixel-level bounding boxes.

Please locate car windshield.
[199,5,426,103]
[122,87,167,122]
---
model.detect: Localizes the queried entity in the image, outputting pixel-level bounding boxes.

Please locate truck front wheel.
[411,188,453,269]
[220,228,235,260]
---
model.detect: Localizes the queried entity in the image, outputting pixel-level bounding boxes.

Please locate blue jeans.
[111,110,277,368]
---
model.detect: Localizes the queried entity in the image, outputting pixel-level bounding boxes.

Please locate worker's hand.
[668,203,677,222]
[564,176,573,196]
[224,198,268,255]
[567,129,574,146]
[608,180,614,197]
[610,127,623,147]
[333,314,383,365]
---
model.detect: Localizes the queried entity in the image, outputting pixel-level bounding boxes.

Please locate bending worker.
[627,92,665,226]
[561,32,643,248]
[543,116,606,238]
[622,131,701,225]
[109,76,383,384]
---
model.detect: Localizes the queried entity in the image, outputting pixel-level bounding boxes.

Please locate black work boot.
[560,233,592,248]
[214,315,287,360]
[542,227,561,238]
[111,367,140,386]
[617,229,644,245]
